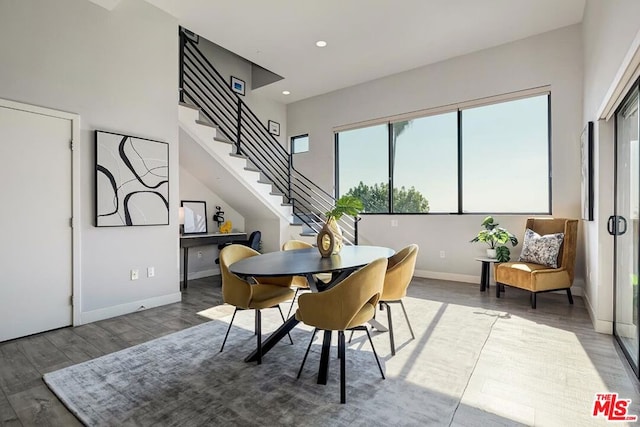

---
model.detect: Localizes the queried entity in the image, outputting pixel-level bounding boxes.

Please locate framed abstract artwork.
[580,121,594,221]
[95,130,169,227]
[268,120,280,136]
[230,76,246,96]
[181,200,208,235]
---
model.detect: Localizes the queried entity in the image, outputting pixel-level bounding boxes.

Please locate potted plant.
[470,216,518,262]
[317,195,363,257]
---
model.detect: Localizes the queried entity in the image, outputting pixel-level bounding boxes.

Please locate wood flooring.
[1,276,638,426]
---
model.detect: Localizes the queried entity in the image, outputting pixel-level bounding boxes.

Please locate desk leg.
[245,316,299,363]
[317,330,332,385]
[480,261,488,292]
[182,247,189,290]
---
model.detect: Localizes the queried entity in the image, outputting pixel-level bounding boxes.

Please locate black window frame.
[334,92,552,215]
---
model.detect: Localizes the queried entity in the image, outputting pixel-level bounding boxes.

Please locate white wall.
[287,25,584,286]
[582,0,640,332]
[0,0,180,322]
[179,167,244,279]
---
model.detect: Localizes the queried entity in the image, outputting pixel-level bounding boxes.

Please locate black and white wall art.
[95,130,169,227]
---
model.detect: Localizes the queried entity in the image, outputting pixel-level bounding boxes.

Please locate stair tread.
[195,119,218,129]
[178,102,200,111]
[244,166,261,172]
[229,153,248,159]
[214,136,233,144]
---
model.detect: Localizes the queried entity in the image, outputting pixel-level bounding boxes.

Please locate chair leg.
[399,300,415,340]
[339,330,346,404]
[286,288,300,319]
[383,302,396,356]
[496,282,501,298]
[220,307,238,352]
[277,304,294,345]
[297,328,318,379]
[255,309,262,365]
[566,288,574,305]
[364,326,385,380]
[348,330,355,343]
[530,292,537,309]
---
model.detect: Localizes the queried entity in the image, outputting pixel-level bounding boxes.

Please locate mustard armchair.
[494,218,578,309]
[379,244,419,356]
[219,244,295,364]
[282,240,313,318]
[295,257,388,404]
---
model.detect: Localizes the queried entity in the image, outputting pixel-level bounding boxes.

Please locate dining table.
[229,245,395,384]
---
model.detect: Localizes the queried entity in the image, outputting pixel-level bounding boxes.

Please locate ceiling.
[146,0,585,104]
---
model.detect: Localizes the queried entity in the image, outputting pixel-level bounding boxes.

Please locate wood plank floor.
[1,276,638,426]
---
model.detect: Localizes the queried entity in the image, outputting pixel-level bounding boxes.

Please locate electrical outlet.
[391,219,398,227]
[440,250,445,258]
[197,251,203,259]
[147,267,155,278]
[130,269,139,280]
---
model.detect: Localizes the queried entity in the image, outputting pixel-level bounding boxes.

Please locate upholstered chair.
[219,244,295,364]
[282,240,313,317]
[379,244,419,356]
[295,258,388,404]
[494,218,578,309]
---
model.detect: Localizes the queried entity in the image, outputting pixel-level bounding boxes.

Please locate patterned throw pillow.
[518,228,564,268]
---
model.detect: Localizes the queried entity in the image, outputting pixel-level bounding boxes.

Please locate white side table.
[475,257,499,292]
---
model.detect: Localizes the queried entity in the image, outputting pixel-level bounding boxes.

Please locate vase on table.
[317,218,343,257]
[486,248,497,259]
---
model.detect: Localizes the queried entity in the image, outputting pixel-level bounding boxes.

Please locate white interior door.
[0,105,72,341]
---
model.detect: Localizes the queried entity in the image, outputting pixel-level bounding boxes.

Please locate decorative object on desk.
[580,121,594,221]
[219,220,232,233]
[230,76,245,96]
[181,200,207,235]
[267,120,280,136]
[317,195,363,257]
[213,206,225,229]
[470,216,518,262]
[95,130,169,227]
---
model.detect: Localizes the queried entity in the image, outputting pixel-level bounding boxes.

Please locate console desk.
[179,232,247,290]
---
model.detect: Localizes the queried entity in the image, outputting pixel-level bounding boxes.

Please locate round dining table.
[229,245,395,384]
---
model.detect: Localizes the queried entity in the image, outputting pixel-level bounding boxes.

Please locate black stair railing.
[179,29,358,244]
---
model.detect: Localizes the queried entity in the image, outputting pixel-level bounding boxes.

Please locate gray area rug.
[44,297,499,426]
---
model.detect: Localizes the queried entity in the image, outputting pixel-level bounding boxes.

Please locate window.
[291,134,309,154]
[335,92,550,214]
[392,114,457,213]
[337,125,389,213]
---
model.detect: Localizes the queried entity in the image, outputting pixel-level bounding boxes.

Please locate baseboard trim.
[80,292,182,324]
[583,290,613,334]
[413,269,478,284]
[413,270,585,297]
[181,268,220,282]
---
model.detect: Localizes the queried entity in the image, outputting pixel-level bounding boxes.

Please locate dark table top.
[229,245,395,277]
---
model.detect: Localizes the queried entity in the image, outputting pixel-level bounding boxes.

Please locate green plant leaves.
[326,195,364,220]
[496,246,511,262]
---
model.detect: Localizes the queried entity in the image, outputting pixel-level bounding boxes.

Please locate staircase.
[178,28,358,248]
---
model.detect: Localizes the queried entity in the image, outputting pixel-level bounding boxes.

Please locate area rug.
[44,298,499,426]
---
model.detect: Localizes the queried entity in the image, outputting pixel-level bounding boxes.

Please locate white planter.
[486,248,497,259]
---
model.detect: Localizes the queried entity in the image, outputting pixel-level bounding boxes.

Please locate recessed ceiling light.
[282,90,291,95]
[315,40,327,48]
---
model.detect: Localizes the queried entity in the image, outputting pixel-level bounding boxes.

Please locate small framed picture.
[230,76,245,96]
[268,120,280,136]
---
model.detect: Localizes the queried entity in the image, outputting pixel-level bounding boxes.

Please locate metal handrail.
[179,28,358,245]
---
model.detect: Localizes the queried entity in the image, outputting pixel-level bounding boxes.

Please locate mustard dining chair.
[295,257,388,404]
[379,244,419,356]
[282,240,314,318]
[219,244,295,364]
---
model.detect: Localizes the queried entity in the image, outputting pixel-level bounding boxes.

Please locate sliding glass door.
[614,80,640,375]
